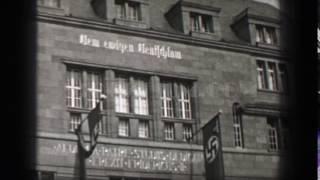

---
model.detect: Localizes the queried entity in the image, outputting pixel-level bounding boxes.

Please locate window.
[118,119,129,137]
[190,13,213,33]
[160,81,174,118]
[177,83,192,119]
[160,80,193,119]
[267,117,279,151]
[267,62,278,91]
[255,25,277,45]
[114,74,150,115]
[183,124,193,142]
[115,0,141,21]
[164,123,175,140]
[69,111,103,133]
[232,103,243,148]
[69,113,81,132]
[66,69,82,108]
[87,72,103,109]
[256,60,288,92]
[38,0,60,8]
[134,78,149,115]
[138,120,149,138]
[66,68,104,108]
[115,75,129,113]
[257,61,267,90]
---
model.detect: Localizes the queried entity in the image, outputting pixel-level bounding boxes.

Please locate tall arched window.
[232,102,244,148]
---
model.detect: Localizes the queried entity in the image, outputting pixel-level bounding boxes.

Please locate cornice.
[179,0,221,13]
[242,102,289,116]
[36,13,289,60]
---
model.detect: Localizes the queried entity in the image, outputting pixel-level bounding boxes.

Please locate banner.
[202,113,225,180]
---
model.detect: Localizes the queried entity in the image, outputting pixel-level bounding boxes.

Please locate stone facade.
[34,0,293,180]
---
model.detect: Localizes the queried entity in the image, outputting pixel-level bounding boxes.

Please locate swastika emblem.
[205,135,219,164]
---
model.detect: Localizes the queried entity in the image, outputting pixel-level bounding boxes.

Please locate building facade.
[34,0,294,179]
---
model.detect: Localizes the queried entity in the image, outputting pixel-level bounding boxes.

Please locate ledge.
[37,13,290,60]
[60,57,199,80]
[37,6,65,16]
[190,31,221,40]
[116,112,153,120]
[256,42,280,50]
[35,131,284,156]
[35,131,203,151]
[223,147,283,156]
[161,117,196,124]
[114,18,148,29]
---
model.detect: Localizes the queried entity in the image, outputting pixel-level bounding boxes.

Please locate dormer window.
[190,13,213,33]
[231,7,280,49]
[115,0,141,21]
[91,0,149,29]
[165,1,221,40]
[255,25,277,45]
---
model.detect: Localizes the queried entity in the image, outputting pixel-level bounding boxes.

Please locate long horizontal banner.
[38,139,204,174]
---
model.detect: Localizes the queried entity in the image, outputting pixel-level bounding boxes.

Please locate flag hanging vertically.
[202,112,225,180]
[75,99,103,158]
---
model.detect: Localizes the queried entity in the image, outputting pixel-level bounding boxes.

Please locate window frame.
[255,24,278,45]
[69,113,82,132]
[190,12,213,33]
[183,124,193,142]
[133,78,149,115]
[177,83,192,119]
[118,118,130,137]
[256,60,289,93]
[160,80,193,120]
[138,120,149,138]
[267,117,280,151]
[160,81,174,118]
[164,122,175,141]
[232,103,244,148]
[114,75,130,113]
[115,0,141,21]
[87,71,103,109]
[66,69,82,108]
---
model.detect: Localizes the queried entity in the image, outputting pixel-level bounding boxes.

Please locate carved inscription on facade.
[48,142,203,173]
[79,34,182,60]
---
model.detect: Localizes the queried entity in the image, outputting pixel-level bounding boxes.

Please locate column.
[150,75,162,141]
[191,81,200,144]
[129,76,135,114]
[175,123,183,142]
[130,118,139,138]
[105,69,116,137]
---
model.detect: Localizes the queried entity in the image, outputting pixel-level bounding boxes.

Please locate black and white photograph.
[6,0,318,180]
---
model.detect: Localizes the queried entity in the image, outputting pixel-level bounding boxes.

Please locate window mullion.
[263,61,270,90]
[180,85,186,119]
[82,71,88,109]
[129,76,135,113]
[173,82,179,118]
[70,71,75,107]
